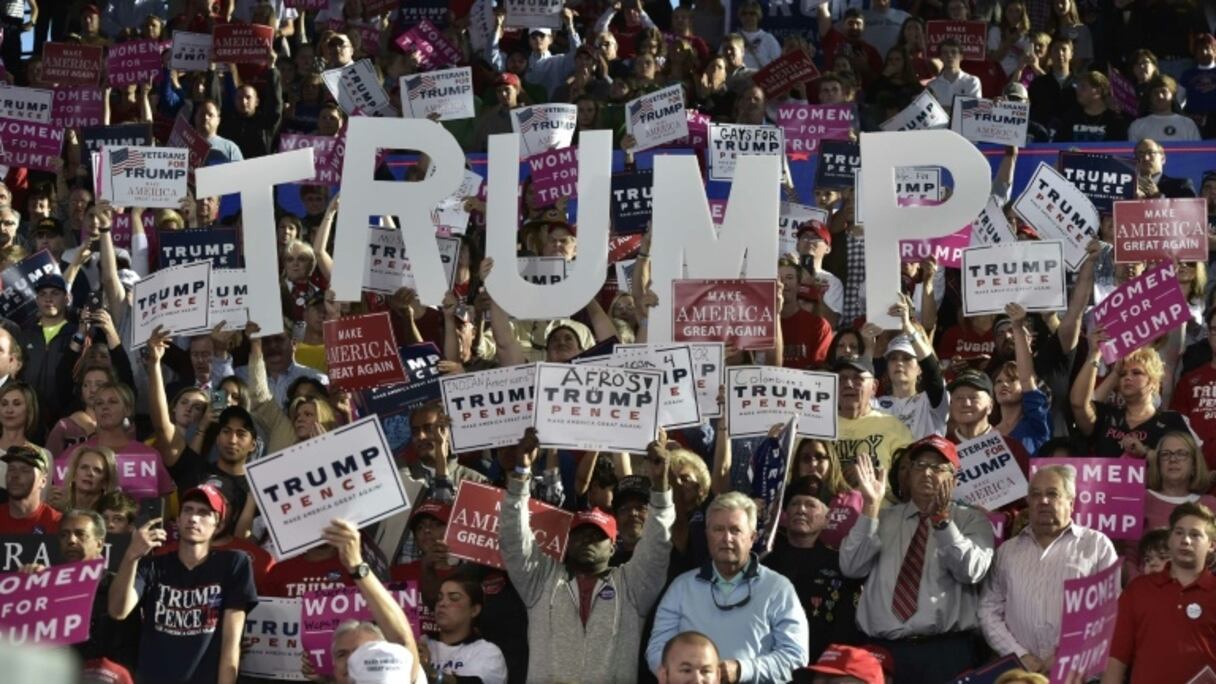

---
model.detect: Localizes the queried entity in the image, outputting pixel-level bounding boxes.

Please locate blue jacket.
[647,556,809,683]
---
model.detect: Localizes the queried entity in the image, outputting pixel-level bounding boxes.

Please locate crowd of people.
[0,0,1213,683]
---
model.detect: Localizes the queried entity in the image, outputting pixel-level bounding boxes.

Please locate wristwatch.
[350,562,371,580]
[929,512,951,530]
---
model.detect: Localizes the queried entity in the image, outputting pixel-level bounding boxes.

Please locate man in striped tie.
[839,435,995,682]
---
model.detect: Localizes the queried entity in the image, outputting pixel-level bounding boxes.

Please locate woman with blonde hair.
[1145,431,1216,529]
[1072,342,1191,457]
[668,443,713,578]
[48,446,119,513]
[987,1,1032,76]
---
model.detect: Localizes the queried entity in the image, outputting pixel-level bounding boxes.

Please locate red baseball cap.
[181,484,227,523]
[805,645,884,684]
[860,644,896,677]
[495,72,521,89]
[81,658,134,684]
[570,507,617,540]
[905,434,961,470]
[797,219,831,246]
[409,501,452,529]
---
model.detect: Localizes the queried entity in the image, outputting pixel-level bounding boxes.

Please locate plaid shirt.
[842,230,867,325]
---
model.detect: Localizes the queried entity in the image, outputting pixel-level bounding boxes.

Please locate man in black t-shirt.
[107,485,258,684]
[166,406,257,535]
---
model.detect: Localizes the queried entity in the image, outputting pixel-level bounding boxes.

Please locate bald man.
[659,632,721,684]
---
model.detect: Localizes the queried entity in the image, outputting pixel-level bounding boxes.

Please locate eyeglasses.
[710,578,752,611]
[909,460,954,475]
[1158,449,1192,462]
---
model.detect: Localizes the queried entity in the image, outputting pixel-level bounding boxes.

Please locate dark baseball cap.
[33,273,67,292]
[832,356,875,376]
[31,217,64,236]
[948,369,994,395]
[612,475,651,513]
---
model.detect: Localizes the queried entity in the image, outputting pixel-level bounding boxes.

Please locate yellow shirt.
[295,342,328,373]
[830,410,915,471]
[42,320,67,345]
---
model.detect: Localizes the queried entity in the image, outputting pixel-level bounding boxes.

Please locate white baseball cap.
[347,641,414,684]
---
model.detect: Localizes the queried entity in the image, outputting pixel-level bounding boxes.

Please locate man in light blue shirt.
[647,492,809,683]
[486,6,581,99]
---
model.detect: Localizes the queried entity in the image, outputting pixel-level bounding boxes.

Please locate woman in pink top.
[1144,430,1216,531]
[46,364,122,457]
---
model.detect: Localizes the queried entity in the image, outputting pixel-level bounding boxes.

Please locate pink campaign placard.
[278,133,344,185]
[0,559,106,645]
[51,86,104,129]
[527,147,577,205]
[1030,458,1146,540]
[677,110,711,152]
[0,117,65,172]
[54,446,163,501]
[775,104,854,155]
[302,583,423,676]
[899,224,972,268]
[1050,562,1120,684]
[1091,260,1189,364]
[394,20,461,70]
[107,39,165,87]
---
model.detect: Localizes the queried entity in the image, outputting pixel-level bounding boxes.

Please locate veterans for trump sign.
[1030,458,1146,540]
[1113,198,1208,262]
[1091,260,1189,364]
[726,366,838,440]
[532,362,662,453]
[625,85,688,151]
[511,103,577,156]
[962,241,1067,316]
[130,260,212,349]
[41,43,103,86]
[881,90,950,132]
[246,416,410,560]
[1013,162,1099,270]
[672,279,777,350]
[103,146,188,208]
[0,559,105,646]
[441,364,536,452]
[707,123,784,181]
[323,312,408,392]
[952,432,1027,510]
[445,481,572,569]
[951,97,1029,147]
[401,67,475,121]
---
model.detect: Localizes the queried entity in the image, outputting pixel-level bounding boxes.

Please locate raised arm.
[711,409,732,496]
[108,518,166,619]
[312,194,338,280]
[499,429,558,607]
[1006,303,1037,390]
[482,259,527,366]
[145,326,188,467]
[1057,239,1099,353]
[1070,327,1105,436]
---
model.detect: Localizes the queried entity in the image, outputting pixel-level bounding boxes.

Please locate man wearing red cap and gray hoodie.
[108,484,259,684]
[501,427,673,683]
[840,435,994,682]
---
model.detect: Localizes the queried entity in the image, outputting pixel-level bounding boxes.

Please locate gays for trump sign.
[1052,563,1120,684]
[1013,162,1099,270]
[726,366,838,440]
[707,124,784,181]
[625,85,688,151]
[130,261,212,349]
[440,364,536,452]
[532,363,662,453]
[1113,198,1208,262]
[672,279,778,350]
[401,67,475,121]
[323,312,408,392]
[446,481,571,570]
[952,432,1027,510]
[962,241,1067,316]
[1091,260,1189,364]
[245,416,410,560]
[41,43,103,86]
[0,560,105,645]
[104,146,188,208]
[952,97,1029,147]
[1030,458,1146,540]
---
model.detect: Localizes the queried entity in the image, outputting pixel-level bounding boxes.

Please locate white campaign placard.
[688,342,725,419]
[532,362,662,453]
[430,167,483,234]
[440,364,536,452]
[169,31,212,71]
[504,0,563,28]
[364,227,460,294]
[104,146,188,208]
[1012,162,1100,270]
[0,84,53,123]
[953,431,1028,510]
[209,268,249,331]
[951,97,1029,147]
[240,597,306,681]
[707,123,784,182]
[970,195,1014,245]
[962,240,1067,316]
[778,202,828,256]
[510,103,577,156]
[625,85,688,151]
[519,256,567,285]
[600,344,702,429]
[401,67,475,121]
[245,416,410,560]
[322,59,394,117]
[130,260,212,349]
[880,90,950,131]
[726,365,838,439]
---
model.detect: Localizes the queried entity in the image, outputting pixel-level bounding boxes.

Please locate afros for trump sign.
[532,363,662,453]
[244,416,410,560]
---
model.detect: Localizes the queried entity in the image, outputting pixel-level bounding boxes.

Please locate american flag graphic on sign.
[629,98,654,119]
[961,98,992,117]
[110,147,145,173]
[516,107,546,133]
[406,75,436,99]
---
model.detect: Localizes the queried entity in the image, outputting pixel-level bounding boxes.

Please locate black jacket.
[17,316,78,431]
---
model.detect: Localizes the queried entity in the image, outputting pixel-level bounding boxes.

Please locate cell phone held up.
[210,389,228,413]
[86,291,104,312]
[134,498,165,530]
